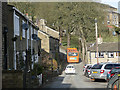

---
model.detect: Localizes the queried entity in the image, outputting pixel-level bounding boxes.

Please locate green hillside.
[9,2,119,49]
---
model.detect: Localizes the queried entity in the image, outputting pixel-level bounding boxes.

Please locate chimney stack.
[26,13,28,18]
[98,34,103,44]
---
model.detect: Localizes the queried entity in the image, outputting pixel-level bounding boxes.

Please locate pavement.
[42,62,108,88]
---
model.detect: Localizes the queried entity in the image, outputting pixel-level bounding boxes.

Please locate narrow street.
[43,62,107,88]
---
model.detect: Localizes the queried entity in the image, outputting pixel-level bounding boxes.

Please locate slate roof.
[87,42,120,52]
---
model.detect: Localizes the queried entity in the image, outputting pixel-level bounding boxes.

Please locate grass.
[61,33,120,50]
[102,34,119,42]
[61,35,79,49]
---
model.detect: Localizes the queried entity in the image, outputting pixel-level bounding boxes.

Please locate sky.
[101,0,119,8]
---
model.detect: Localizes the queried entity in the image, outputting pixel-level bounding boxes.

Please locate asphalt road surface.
[43,62,108,89]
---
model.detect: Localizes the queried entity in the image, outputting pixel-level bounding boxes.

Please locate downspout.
[13,10,16,70]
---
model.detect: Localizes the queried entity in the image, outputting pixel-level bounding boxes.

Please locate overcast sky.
[101,0,119,8]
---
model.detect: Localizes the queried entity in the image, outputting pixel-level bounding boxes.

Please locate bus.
[67,48,79,63]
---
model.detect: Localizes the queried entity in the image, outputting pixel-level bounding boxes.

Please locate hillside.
[9,2,118,49]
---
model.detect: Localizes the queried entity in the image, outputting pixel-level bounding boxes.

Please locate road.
[43,62,108,88]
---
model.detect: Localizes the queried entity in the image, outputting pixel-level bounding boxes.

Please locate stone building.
[4,4,41,70]
[2,3,42,88]
[2,2,8,70]
[38,19,59,39]
[87,42,120,64]
[38,19,59,61]
[105,5,119,28]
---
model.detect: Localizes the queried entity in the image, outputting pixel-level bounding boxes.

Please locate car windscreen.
[91,64,103,69]
[67,66,74,68]
[111,68,120,74]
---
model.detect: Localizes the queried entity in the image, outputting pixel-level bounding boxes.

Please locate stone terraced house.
[87,42,120,64]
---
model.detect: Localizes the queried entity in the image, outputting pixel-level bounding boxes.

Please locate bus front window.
[68,52,78,56]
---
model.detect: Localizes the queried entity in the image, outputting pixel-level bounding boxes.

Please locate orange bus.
[67,48,79,63]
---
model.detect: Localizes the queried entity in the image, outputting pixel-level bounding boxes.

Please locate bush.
[33,63,43,75]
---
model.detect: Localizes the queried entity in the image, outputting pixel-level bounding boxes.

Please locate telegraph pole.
[95,18,98,64]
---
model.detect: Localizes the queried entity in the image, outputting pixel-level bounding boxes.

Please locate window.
[95,52,104,58]
[34,29,36,34]
[108,52,114,58]
[107,21,110,24]
[31,26,33,40]
[36,30,38,35]
[22,51,26,61]
[22,20,25,38]
[27,27,29,39]
[114,64,120,67]
[91,64,103,69]
[14,14,20,36]
[107,15,109,20]
[104,64,113,70]
[116,52,120,57]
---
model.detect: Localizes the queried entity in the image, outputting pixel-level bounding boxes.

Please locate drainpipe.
[3,27,8,70]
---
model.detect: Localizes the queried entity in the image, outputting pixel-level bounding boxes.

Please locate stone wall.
[38,31,50,53]
[2,70,23,88]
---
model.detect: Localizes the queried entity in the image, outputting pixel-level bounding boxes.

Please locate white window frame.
[35,54,38,63]
[34,29,36,34]
[31,26,33,40]
[108,52,114,58]
[107,21,110,24]
[27,26,29,39]
[14,14,20,36]
[116,52,120,57]
[95,52,104,58]
[22,51,26,61]
[22,20,25,38]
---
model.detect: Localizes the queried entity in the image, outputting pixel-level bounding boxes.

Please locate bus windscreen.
[68,52,78,56]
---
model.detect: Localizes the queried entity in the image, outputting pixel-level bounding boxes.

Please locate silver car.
[90,63,120,81]
[83,64,92,76]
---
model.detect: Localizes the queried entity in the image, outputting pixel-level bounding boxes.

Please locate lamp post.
[95,18,98,64]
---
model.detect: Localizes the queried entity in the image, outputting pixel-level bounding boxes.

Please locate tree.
[9,2,108,63]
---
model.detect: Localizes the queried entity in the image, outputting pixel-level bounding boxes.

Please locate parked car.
[83,64,92,76]
[90,63,120,81]
[107,67,120,81]
[85,65,93,78]
[65,64,76,74]
[83,64,87,72]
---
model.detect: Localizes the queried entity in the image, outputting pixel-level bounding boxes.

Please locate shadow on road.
[42,76,72,88]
